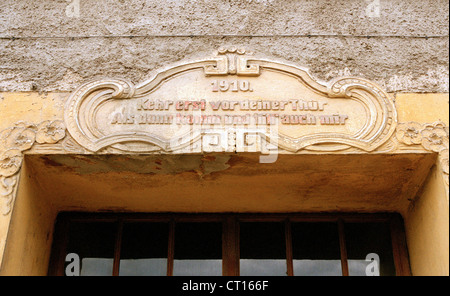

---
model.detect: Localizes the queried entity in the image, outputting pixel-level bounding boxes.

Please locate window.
[48,213,410,276]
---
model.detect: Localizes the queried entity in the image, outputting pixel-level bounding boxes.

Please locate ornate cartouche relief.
[64,47,398,154]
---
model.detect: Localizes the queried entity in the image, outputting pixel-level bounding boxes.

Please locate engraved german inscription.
[109,97,348,127]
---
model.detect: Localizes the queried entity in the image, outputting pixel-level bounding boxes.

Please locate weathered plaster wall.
[405,162,449,276]
[0,0,448,93]
[0,162,58,276]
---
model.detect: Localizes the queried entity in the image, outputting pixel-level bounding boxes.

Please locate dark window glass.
[291,222,342,276]
[51,214,407,276]
[119,222,169,276]
[173,222,222,276]
[65,222,116,276]
[345,222,396,276]
[240,222,287,276]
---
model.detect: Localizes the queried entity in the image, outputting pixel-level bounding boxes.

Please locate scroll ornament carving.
[204,47,260,76]
[396,121,449,185]
[0,120,66,215]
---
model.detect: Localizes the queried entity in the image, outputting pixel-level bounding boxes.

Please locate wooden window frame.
[48,212,411,276]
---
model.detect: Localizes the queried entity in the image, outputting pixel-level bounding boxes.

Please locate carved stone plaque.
[65,47,397,153]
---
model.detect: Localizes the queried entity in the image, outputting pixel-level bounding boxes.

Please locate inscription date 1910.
[211,80,253,92]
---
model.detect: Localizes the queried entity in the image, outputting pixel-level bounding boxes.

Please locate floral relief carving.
[396,122,423,145]
[0,149,23,178]
[397,121,449,185]
[1,123,36,152]
[421,122,449,153]
[0,175,18,215]
[35,120,66,144]
[0,120,66,215]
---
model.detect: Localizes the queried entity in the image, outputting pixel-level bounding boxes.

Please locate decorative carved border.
[0,120,66,215]
[396,121,449,185]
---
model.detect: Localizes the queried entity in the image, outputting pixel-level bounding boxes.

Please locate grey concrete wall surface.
[0,0,448,93]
